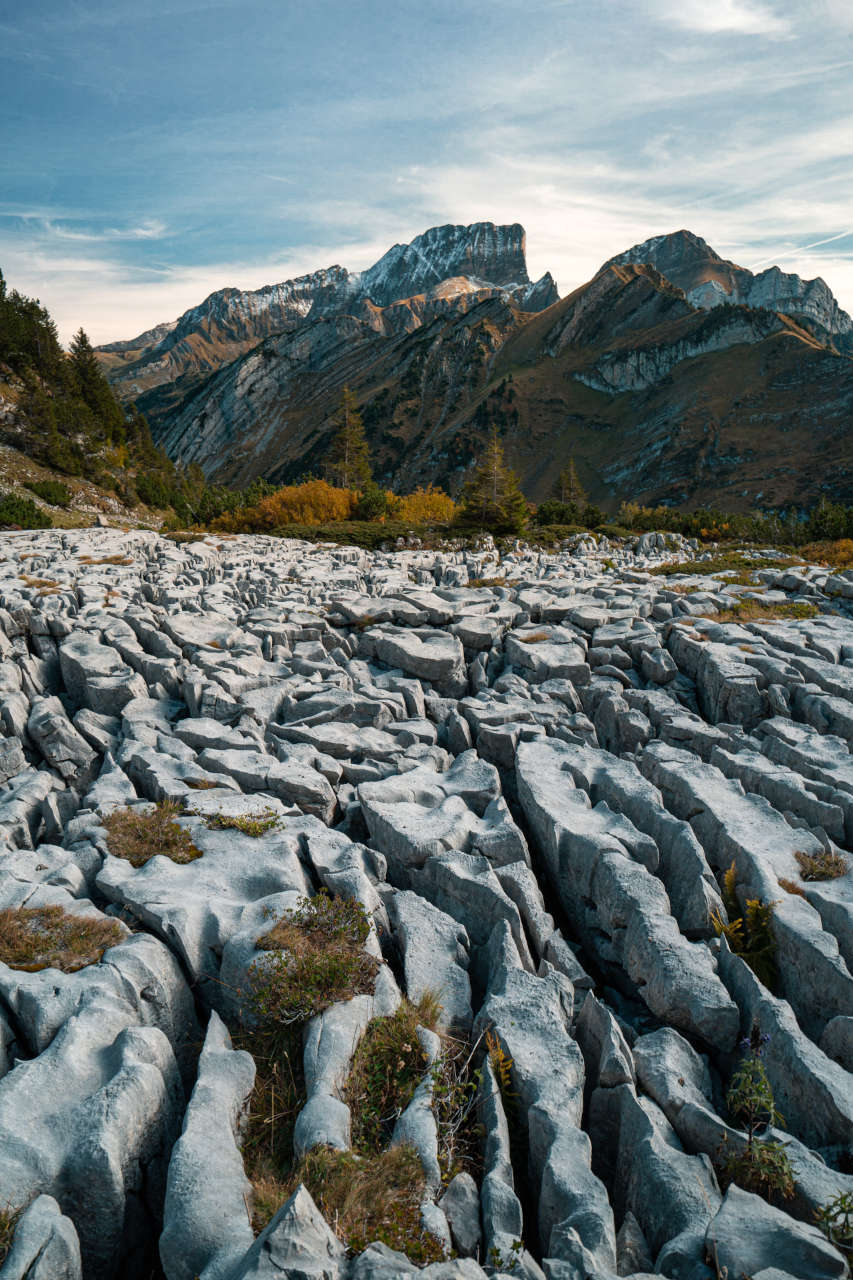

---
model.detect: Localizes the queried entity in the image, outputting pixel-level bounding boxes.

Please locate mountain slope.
[156,260,853,509]
[97,222,558,417]
[605,230,853,349]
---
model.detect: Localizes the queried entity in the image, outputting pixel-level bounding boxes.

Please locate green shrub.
[713,864,778,989]
[0,491,52,529]
[345,994,440,1155]
[815,1191,853,1257]
[24,479,71,507]
[248,891,377,1040]
[352,481,390,521]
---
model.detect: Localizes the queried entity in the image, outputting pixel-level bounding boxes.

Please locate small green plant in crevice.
[717,1025,794,1204]
[249,891,378,1043]
[345,993,440,1156]
[103,800,203,868]
[202,808,280,837]
[0,905,123,973]
[795,848,848,882]
[712,862,779,989]
[0,1205,21,1264]
[488,1239,524,1273]
[288,1143,445,1264]
[815,1191,853,1258]
[468,576,507,589]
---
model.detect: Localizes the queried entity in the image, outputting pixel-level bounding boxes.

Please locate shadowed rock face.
[0,526,850,1280]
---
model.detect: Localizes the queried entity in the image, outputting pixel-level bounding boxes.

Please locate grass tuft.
[103,800,203,867]
[289,1144,445,1264]
[0,905,123,972]
[701,599,818,624]
[203,809,280,837]
[346,995,439,1156]
[0,1205,21,1265]
[795,848,848,881]
[249,891,378,1040]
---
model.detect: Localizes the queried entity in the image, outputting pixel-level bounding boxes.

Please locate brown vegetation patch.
[0,905,123,972]
[699,600,818,624]
[0,1206,21,1266]
[287,1144,444,1263]
[103,800,203,867]
[517,630,551,643]
[795,848,848,881]
[203,809,280,837]
[250,892,378,1034]
[77,554,133,566]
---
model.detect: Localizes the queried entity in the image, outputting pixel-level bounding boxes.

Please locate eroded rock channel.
[0,528,851,1280]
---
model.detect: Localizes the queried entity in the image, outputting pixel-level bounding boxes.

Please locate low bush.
[25,478,71,507]
[795,848,848,881]
[650,552,800,577]
[289,1144,445,1263]
[103,800,203,867]
[0,491,52,529]
[393,485,456,524]
[345,994,440,1155]
[202,809,280,837]
[0,905,123,972]
[248,892,377,1039]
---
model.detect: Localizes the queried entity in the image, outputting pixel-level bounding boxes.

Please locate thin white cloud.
[650,0,792,37]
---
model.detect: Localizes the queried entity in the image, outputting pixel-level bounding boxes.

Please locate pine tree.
[460,429,528,534]
[325,386,371,490]
[556,458,587,507]
[69,328,125,443]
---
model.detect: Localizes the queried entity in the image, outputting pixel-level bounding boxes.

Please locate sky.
[2,0,852,344]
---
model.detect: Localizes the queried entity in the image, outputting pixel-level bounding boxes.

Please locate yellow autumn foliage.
[391,485,456,524]
[216,479,358,531]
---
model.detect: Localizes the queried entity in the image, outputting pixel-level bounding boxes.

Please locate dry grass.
[0,1206,20,1265]
[778,877,806,898]
[21,574,59,589]
[77,554,133,566]
[103,800,203,867]
[288,1144,444,1264]
[0,905,123,972]
[468,576,507,589]
[795,848,848,881]
[203,809,280,837]
[801,539,853,570]
[698,600,818,624]
[517,630,551,644]
[235,1027,305,1232]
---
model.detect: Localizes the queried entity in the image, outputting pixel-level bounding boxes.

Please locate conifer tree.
[326,386,371,490]
[460,429,528,534]
[556,458,587,507]
[69,328,125,443]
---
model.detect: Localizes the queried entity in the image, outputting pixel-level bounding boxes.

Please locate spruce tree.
[556,458,587,507]
[326,386,371,490]
[460,429,528,534]
[69,328,125,443]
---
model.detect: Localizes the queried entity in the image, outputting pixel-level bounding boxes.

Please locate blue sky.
[2,0,852,343]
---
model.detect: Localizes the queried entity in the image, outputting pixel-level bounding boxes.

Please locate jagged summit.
[97,221,557,409]
[605,229,853,344]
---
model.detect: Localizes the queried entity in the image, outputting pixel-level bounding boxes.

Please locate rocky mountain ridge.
[156,259,853,510]
[605,230,853,349]
[96,223,558,412]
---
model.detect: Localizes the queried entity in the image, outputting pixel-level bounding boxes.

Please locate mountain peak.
[604,229,852,342]
[357,221,530,305]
